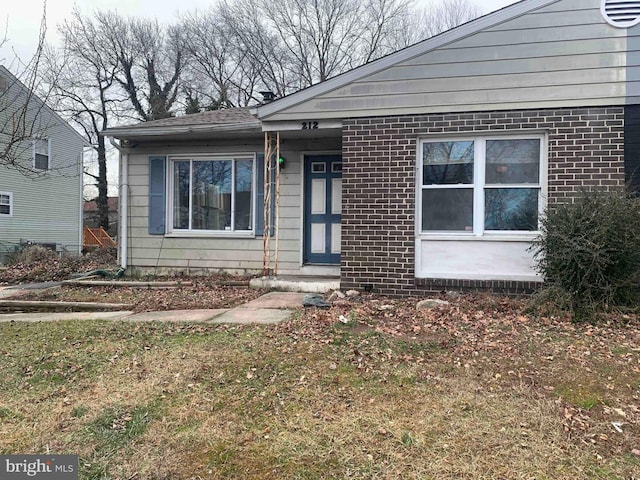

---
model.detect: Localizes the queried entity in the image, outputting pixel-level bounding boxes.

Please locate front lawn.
[0,295,638,479]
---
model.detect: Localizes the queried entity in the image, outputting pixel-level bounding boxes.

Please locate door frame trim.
[299,151,342,267]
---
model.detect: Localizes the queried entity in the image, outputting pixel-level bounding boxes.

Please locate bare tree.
[393,0,483,48]
[423,0,482,37]
[93,12,186,121]
[180,7,259,109]
[41,8,126,230]
[213,0,416,96]
[199,0,478,100]
[42,8,189,229]
[0,7,53,176]
[356,0,418,64]
[218,0,298,99]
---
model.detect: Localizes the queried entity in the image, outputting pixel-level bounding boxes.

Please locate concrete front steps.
[249,276,340,293]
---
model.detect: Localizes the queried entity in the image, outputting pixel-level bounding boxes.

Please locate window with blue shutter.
[148,156,167,235]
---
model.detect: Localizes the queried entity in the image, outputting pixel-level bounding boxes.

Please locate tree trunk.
[96,136,109,231]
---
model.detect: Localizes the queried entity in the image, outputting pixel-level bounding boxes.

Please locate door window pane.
[192,160,232,230]
[485,139,540,184]
[423,141,474,185]
[234,160,253,230]
[173,161,190,229]
[312,162,326,173]
[485,188,539,231]
[422,188,473,231]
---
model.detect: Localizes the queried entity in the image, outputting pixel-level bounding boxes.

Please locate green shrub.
[531,190,640,319]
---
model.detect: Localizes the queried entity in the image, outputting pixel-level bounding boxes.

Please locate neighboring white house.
[0,65,86,262]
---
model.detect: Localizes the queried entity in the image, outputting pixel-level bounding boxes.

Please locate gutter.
[103,120,262,138]
[109,137,128,270]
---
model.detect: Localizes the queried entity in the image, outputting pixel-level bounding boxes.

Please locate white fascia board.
[256,0,560,120]
[103,120,262,138]
[262,119,342,131]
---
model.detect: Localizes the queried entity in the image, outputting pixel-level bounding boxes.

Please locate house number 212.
[302,121,319,130]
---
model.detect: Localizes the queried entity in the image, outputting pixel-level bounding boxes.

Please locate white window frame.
[166,154,256,237]
[0,191,13,217]
[32,137,50,170]
[417,133,548,241]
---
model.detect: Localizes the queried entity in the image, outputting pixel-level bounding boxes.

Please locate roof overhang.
[102,120,263,140]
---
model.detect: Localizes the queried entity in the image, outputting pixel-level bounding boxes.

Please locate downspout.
[109,137,128,269]
[78,147,87,254]
[274,131,280,277]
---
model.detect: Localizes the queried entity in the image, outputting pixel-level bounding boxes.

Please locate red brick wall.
[340,107,625,296]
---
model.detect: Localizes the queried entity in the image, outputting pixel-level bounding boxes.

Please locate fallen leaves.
[5,268,640,462]
[16,277,265,313]
[0,247,118,285]
[273,292,640,459]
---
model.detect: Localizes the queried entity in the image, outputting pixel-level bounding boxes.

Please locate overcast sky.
[1,0,520,64]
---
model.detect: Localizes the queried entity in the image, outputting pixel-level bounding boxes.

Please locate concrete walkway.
[0,291,307,325]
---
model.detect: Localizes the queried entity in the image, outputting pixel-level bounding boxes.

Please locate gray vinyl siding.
[263,0,629,121]
[0,71,83,255]
[124,137,341,275]
[626,22,640,102]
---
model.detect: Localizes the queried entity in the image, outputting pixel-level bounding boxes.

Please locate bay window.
[170,156,254,233]
[420,135,545,235]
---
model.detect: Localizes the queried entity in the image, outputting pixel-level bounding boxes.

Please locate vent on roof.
[601,0,640,28]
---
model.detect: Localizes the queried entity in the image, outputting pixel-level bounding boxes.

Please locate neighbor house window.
[0,192,12,216]
[420,136,545,235]
[171,156,254,232]
[33,138,50,170]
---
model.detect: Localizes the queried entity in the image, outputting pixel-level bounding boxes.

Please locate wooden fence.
[83,227,117,249]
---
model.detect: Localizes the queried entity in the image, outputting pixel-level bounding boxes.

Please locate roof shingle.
[117,107,257,129]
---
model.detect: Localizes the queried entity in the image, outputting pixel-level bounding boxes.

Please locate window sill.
[165,231,256,239]
[416,273,543,282]
[418,232,540,242]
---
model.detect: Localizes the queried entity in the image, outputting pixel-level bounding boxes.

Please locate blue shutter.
[255,153,275,237]
[148,156,166,235]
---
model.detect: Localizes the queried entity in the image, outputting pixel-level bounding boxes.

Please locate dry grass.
[0,296,639,479]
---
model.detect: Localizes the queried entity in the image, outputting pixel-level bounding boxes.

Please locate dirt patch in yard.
[14,276,265,312]
[1,246,264,312]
